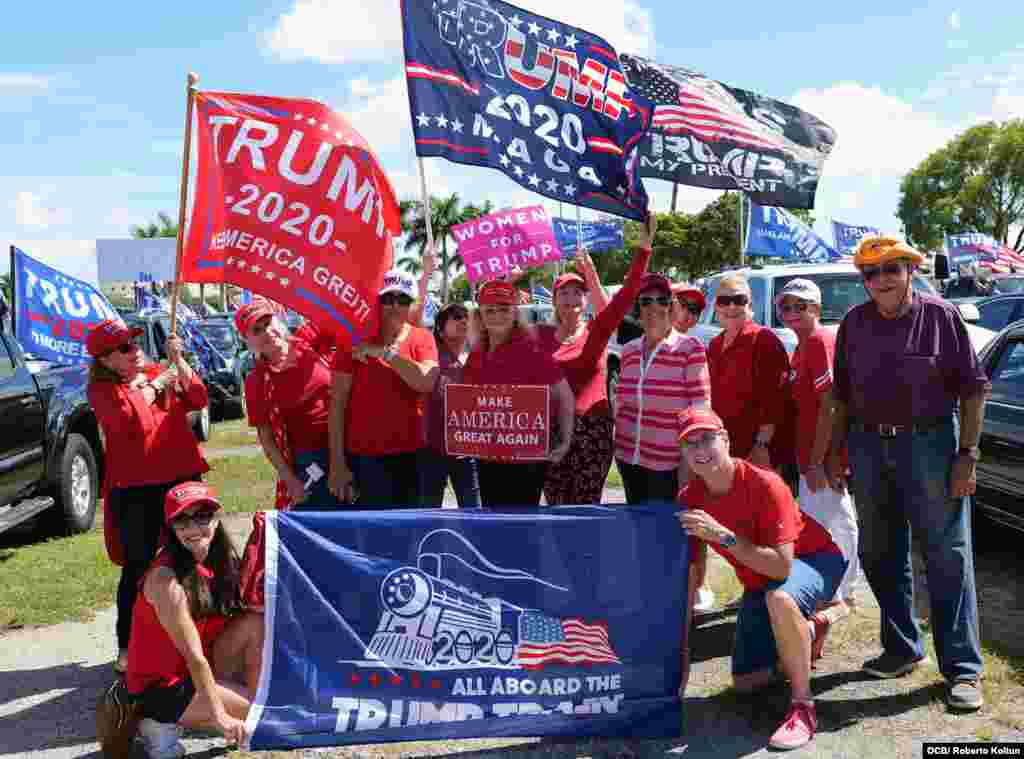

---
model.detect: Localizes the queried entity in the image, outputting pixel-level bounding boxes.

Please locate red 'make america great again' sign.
[182,92,401,348]
[445,384,550,461]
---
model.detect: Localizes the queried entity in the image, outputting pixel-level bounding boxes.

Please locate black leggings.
[478,461,548,507]
[615,459,679,505]
[111,477,199,649]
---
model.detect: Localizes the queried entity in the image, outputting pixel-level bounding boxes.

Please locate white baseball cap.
[379,269,417,299]
[774,278,822,306]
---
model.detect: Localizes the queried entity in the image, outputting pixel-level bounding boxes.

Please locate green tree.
[400,194,494,302]
[131,212,178,239]
[678,193,743,277]
[898,120,1024,252]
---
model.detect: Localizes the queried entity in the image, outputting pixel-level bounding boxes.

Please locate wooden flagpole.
[169,72,199,336]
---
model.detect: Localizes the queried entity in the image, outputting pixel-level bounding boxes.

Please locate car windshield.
[196,323,237,352]
[993,277,1024,294]
[769,272,936,328]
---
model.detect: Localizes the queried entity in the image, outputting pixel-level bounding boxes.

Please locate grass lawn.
[204,418,259,451]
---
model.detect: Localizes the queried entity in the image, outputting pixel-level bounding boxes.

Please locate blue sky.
[3,0,1022,279]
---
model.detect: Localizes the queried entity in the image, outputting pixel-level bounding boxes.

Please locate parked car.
[971,294,1024,334]
[974,318,1024,533]
[193,317,247,420]
[604,263,996,412]
[0,295,104,536]
[122,310,213,442]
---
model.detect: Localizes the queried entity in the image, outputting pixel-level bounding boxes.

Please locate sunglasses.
[106,343,137,357]
[380,293,414,306]
[860,261,906,281]
[171,508,219,530]
[446,312,468,322]
[778,302,811,314]
[680,431,723,449]
[678,300,703,315]
[716,294,750,307]
[638,295,672,308]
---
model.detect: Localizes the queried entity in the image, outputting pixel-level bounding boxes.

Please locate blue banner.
[551,218,625,256]
[831,220,880,255]
[401,0,651,221]
[531,282,552,304]
[746,203,841,262]
[246,507,687,749]
[12,246,120,365]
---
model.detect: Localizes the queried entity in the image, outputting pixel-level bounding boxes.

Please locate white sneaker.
[137,718,185,759]
[693,586,716,615]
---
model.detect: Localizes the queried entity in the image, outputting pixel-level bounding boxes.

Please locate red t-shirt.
[126,552,229,693]
[88,367,210,491]
[679,460,840,591]
[333,326,438,456]
[246,342,333,455]
[789,328,835,472]
[707,322,789,460]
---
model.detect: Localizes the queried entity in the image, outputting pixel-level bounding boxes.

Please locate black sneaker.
[862,652,929,679]
[946,680,984,711]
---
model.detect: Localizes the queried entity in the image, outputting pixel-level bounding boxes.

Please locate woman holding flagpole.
[463,280,575,507]
[87,320,210,675]
[535,215,655,505]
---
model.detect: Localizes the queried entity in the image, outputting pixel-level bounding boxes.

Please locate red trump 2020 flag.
[183,92,401,347]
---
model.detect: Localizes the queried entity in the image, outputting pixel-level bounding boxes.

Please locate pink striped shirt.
[614,331,711,471]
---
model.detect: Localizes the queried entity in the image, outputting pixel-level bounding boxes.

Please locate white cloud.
[790,82,955,178]
[265,0,654,63]
[990,90,1024,120]
[946,39,968,51]
[12,189,72,229]
[103,207,147,230]
[948,10,961,31]
[0,72,52,93]
[345,77,414,160]
[838,191,861,211]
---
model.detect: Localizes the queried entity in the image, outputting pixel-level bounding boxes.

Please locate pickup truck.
[0,295,104,536]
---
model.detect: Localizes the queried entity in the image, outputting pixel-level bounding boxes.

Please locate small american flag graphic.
[516,612,620,669]
[622,57,786,153]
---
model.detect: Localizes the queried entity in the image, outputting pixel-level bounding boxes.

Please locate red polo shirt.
[707,322,789,459]
[789,327,836,472]
[679,460,840,591]
[89,367,210,490]
[246,342,333,456]
[333,326,438,456]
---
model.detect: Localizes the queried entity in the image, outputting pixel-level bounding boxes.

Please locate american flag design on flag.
[517,611,620,669]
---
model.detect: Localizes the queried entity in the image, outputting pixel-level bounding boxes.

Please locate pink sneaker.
[769,700,816,750]
[810,612,831,667]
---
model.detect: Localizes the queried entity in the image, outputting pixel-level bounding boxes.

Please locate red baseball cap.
[164,481,221,524]
[677,408,725,443]
[234,298,277,337]
[552,273,586,294]
[639,273,672,296]
[477,279,519,306]
[671,283,706,311]
[86,319,143,358]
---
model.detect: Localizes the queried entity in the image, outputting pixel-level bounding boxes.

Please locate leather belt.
[850,417,947,438]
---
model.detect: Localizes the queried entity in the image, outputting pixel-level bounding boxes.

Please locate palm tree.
[400,194,494,302]
[397,256,424,277]
[131,212,178,239]
[0,272,12,304]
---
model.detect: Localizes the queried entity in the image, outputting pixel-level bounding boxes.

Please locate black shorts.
[134,677,196,724]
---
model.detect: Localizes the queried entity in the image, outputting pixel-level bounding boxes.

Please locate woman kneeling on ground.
[97,482,263,759]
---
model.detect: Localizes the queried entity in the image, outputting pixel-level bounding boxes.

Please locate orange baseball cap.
[853,236,925,268]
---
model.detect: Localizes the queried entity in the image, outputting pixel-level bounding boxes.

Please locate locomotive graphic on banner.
[362,530,620,671]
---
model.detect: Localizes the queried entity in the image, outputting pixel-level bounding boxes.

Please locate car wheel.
[192,406,212,442]
[606,360,621,413]
[55,433,98,534]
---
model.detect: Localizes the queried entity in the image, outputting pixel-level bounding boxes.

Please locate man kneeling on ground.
[675,408,847,751]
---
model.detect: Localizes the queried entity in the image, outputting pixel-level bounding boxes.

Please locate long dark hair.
[164,522,243,619]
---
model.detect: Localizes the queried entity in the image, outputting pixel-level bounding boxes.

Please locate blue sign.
[552,218,625,256]
[831,220,880,255]
[746,203,841,262]
[246,507,687,749]
[401,0,651,221]
[12,246,120,365]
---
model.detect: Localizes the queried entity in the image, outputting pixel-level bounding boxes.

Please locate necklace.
[557,321,585,344]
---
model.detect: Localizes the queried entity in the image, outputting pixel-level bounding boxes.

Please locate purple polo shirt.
[833,292,988,425]
[426,343,466,454]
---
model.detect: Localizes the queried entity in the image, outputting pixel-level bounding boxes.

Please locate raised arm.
[408,246,436,327]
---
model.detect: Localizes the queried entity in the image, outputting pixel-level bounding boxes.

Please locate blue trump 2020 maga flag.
[831,220,880,256]
[552,217,625,256]
[245,506,687,749]
[401,0,651,221]
[746,202,841,262]
[11,246,121,365]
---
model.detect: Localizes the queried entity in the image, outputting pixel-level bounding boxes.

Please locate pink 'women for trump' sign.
[452,205,560,283]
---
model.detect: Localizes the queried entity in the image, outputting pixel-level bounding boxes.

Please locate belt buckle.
[878,424,898,438]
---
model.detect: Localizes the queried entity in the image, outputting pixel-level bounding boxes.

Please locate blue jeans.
[418,450,481,508]
[847,416,983,682]
[733,551,847,676]
[347,449,424,508]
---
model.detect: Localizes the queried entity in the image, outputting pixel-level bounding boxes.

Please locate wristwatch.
[382,345,398,362]
[958,446,981,462]
[719,532,737,549]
